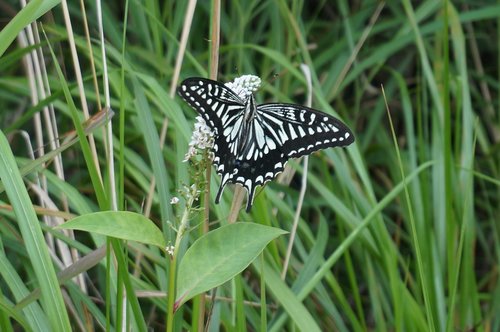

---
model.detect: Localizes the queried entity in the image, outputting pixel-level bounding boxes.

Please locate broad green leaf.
[58,211,165,249]
[175,223,287,307]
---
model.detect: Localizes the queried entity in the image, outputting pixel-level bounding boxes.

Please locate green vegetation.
[0,1,498,331]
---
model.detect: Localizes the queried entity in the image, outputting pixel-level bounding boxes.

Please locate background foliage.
[0,0,499,331]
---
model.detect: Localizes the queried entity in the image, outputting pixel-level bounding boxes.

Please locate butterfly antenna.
[261,69,288,93]
[269,72,280,84]
[233,66,241,77]
[268,68,289,83]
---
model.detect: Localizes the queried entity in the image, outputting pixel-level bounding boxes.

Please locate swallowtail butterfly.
[178,75,354,212]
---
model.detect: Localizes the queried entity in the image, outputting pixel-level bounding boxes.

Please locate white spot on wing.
[308,113,316,125]
[255,122,265,148]
[266,137,276,150]
[246,144,255,160]
[289,124,298,139]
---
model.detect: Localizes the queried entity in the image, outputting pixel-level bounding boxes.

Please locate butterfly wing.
[178,78,247,202]
[257,103,354,158]
[179,77,355,212]
[229,103,354,211]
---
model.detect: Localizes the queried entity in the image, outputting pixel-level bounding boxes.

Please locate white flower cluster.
[225,75,261,99]
[184,116,214,161]
[165,245,175,257]
[185,183,200,201]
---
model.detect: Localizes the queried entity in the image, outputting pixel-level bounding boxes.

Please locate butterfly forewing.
[256,103,354,158]
[178,78,246,200]
[178,77,355,212]
[178,78,245,134]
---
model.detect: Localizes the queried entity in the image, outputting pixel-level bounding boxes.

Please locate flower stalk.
[166,115,214,332]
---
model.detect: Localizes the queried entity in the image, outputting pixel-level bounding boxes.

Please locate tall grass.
[0,1,498,331]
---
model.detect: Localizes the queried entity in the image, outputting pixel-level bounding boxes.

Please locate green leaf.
[57,211,166,249]
[0,0,60,58]
[0,130,70,330]
[255,260,321,332]
[175,223,287,307]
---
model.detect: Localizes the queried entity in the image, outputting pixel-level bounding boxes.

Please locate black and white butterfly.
[178,76,354,212]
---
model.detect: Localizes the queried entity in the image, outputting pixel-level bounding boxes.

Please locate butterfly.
[178,76,354,212]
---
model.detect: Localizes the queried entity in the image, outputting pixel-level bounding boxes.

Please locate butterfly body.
[178,76,354,212]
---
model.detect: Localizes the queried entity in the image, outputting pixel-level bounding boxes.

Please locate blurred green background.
[0,1,498,331]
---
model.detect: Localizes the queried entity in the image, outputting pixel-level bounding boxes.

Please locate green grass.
[0,0,499,331]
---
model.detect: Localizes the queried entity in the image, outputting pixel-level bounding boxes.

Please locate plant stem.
[166,185,197,332]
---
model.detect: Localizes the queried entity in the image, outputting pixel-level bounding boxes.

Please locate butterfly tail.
[245,184,257,213]
[215,173,232,204]
[215,182,225,204]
